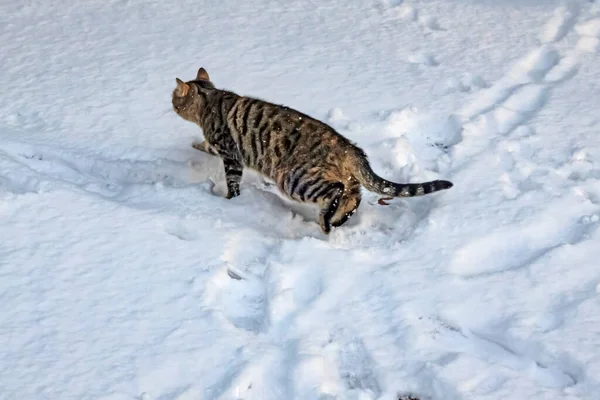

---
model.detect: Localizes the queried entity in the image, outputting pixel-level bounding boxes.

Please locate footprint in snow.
[202,265,269,333]
[449,196,598,278]
[420,316,577,390]
[408,52,439,66]
[492,84,550,135]
[460,46,559,123]
[337,337,381,396]
[443,73,489,94]
[397,5,418,22]
[165,219,199,241]
[540,3,580,43]
[389,3,441,31]
[419,15,442,31]
[574,17,600,52]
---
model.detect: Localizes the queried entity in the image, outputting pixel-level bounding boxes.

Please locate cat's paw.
[226,187,241,199]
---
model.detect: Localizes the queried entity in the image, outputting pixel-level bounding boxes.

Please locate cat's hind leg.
[330,184,361,228]
[315,182,344,234]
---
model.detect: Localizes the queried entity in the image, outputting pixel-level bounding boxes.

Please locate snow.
[2,0,600,399]
[575,17,600,37]
[540,3,580,44]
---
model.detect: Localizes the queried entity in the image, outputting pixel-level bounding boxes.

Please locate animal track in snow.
[575,17,600,37]
[203,265,269,333]
[407,52,438,66]
[574,17,600,53]
[550,17,600,80]
[528,277,600,334]
[418,15,442,31]
[576,35,600,52]
[390,3,441,33]
[460,46,559,123]
[198,239,332,397]
[493,85,549,134]
[544,53,580,83]
[419,317,577,390]
[507,45,561,84]
[164,218,200,241]
[201,234,279,333]
[296,332,385,399]
[540,3,580,43]
[493,136,545,200]
[444,73,488,94]
[0,140,198,198]
[221,345,293,400]
[449,197,598,278]
[333,336,381,397]
[456,3,585,154]
[396,5,418,22]
[545,16,600,80]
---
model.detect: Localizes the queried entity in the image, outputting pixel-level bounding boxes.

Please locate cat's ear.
[175,78,190,97]
[196,67,210,81]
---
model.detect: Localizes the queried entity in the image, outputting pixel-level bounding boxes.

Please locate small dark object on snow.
[227,269,243,280]
[378,197,394,205]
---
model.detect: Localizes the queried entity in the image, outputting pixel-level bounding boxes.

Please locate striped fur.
[173,68,453,233]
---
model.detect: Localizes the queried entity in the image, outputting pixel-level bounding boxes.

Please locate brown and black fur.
[172,67,453,234]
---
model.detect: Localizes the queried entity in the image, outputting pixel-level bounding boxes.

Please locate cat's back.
[227,95,345,146]
[225,95,360,180]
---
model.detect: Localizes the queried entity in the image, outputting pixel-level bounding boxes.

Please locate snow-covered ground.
[2,0,600,399]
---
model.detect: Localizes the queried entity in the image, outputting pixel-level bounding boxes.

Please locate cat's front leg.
[192,140,218,155]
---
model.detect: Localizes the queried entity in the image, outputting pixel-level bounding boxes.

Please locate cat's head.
[172,67,215,123]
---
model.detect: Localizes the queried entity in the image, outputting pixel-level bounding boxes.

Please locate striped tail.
[353,152,453,197]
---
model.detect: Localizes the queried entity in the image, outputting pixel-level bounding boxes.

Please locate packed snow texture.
[2,0,600,399]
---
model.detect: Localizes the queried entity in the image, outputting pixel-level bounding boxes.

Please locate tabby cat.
[172,67,453,234]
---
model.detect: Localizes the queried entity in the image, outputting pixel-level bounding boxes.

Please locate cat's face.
[172,67,214,124]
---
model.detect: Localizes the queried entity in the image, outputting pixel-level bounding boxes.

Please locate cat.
[172,67,453,234]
